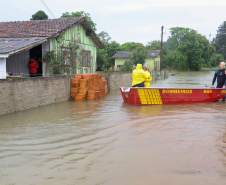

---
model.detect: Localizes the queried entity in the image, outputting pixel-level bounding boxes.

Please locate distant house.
[0,17,102,79]
[112,50,160,71]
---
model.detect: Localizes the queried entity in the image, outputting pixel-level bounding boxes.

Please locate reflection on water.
[0,71,226,185]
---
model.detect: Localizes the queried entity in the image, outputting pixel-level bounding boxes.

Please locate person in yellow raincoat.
[132,64,146,87]
[143,66,152,87]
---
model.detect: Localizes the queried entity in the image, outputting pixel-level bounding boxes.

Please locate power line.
[39,0,56,18]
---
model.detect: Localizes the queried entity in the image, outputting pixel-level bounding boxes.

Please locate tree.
[31,10,48,20]
[128,47,147,65]
[119,47,147,72]
[146,40,161,50]
[97,40,120,71]
[62,11,96,31]
[164,27,213,71]
[120,42,144,51]
[98,31,111,45]
[97,49,109,71]
[215,21,226,58]
[164,50,188,70]
[209,53,224,67]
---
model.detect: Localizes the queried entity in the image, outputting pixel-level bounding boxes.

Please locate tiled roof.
[113,50,160,59]
[0,37,46,55]
[113,51,130,59]
[0,18,103,48]
[0,17,82,38]
[147,50,160,58]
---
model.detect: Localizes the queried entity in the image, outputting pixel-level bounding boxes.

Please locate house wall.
[145,58,155,71]
[0,58,6,79]
[50,25,97,74]
[144,57,160,72]
[108,72,131,90]
[0,76,70,116]
[6,51,29,76]
[114,58,126,71]
[114,56,161,72]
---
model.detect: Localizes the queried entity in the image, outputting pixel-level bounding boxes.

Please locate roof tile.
[0,17,103,48]
[0,17,82,38]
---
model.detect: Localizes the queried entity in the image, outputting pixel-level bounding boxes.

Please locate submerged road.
[0,71,226,185]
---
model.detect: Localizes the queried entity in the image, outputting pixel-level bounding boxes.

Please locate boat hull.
[120,87,226,105]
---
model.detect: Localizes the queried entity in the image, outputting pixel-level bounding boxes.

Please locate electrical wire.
[39,0,56,18]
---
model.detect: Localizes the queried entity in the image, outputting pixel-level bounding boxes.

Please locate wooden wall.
[6,50,29,76]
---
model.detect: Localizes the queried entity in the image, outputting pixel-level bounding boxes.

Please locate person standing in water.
[212,61,226,88]
[143,65,152,87]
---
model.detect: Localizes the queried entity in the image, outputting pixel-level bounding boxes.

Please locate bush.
[120,61,134,72]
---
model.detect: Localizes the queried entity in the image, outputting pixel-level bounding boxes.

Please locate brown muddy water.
[0,71,226,185]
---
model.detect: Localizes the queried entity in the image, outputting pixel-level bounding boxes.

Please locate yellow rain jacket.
[144,71,152,87]
[132,64,146,86]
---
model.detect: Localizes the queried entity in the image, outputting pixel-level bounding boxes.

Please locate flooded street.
[0,71,226,185]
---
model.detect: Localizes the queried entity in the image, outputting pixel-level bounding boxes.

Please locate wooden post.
[0,57,7,79]
[160,26,164,70]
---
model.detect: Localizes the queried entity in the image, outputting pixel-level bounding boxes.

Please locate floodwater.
[0,71,226,185]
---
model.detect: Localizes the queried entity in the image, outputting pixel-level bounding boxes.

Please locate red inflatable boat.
[120,87,226,105]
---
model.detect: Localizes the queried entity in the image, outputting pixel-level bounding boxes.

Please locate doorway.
[30,45,42,76]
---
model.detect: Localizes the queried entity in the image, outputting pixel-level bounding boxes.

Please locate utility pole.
[160,25,164,70]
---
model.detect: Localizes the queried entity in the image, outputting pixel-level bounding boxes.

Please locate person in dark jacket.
[212,62,226,88]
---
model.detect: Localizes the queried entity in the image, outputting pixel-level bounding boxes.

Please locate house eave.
[0,38,47,58]
[0,54,9,58]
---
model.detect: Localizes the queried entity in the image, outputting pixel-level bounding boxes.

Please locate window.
[117,65,122,69]
[81,50,91,67]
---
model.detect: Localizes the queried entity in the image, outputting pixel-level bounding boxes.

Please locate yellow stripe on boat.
[138,89,163,105]
[221,90,226,94]
[203,89,212,94]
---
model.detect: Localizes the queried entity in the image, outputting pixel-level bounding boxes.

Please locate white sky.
[0,0,226,43]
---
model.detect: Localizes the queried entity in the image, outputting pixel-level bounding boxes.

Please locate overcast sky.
[1,0,226,43]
